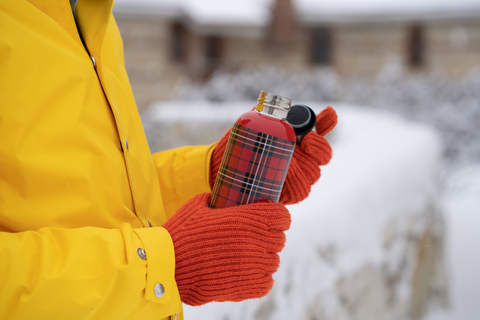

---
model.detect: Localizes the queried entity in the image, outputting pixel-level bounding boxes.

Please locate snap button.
[154,283,165,298]
[91,56,96,67]
[137,248,146,260]
[125,139,129,151]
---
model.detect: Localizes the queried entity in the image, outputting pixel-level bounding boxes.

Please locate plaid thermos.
[210,91,296,208]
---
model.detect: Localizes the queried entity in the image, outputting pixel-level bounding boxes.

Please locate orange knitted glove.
[163,193,291,306]
[210,106,338,205]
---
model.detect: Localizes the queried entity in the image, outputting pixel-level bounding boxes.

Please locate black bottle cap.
[287,104,316,136]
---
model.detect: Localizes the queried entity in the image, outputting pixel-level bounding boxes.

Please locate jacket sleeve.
[152,143,217,219]
[0,224,182,320]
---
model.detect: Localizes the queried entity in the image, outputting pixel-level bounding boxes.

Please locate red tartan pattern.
[211,123,295,208]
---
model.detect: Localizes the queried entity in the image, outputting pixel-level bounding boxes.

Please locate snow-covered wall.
[142,104,445,320]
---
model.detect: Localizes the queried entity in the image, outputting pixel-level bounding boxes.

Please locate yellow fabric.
[153,144,216,219]
[0,0,211,318]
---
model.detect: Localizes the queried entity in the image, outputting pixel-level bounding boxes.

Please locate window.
[407,24,425,68]
[311,26,332,65]
[201,36,224,80]
[204,36,223,64]
[171,22,189,62]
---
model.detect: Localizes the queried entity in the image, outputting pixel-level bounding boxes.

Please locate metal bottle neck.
[255,90,291,120]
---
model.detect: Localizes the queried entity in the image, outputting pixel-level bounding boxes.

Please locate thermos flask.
[210,91,296,208]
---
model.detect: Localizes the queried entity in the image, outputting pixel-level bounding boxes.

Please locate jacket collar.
[27,0,114,56]
[74,0,115,57]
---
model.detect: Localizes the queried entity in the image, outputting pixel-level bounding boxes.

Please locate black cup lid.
[287,104,316,136]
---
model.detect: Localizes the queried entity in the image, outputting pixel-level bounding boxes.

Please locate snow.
[266,106,440,319]
[113,0,270,25]
[113,0,480,24]
[425,166,480,320]
[295,0,480,16]
[181,0,268,26]
[149,100,254,123]
[145,102,443,319]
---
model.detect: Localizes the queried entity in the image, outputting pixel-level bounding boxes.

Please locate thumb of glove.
[316,106,337,136]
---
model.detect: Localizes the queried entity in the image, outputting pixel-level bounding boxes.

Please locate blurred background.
[113,0,480,319]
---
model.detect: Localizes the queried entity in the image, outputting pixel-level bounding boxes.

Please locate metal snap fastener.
[125,139,129,151]
[154,283,165,298]
[137,248,147,260]
[91,56,96,67]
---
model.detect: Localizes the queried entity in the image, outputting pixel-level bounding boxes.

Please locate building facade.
[114,0,480,110]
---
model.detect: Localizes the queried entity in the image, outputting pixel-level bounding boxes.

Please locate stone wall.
[428,18,480,77]
[333,22,406,76]
[115,13,180,108]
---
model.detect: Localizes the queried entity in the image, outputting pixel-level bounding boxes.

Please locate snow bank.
[425,165,480,320]
[142,103,444,319]
[270,106,441,319]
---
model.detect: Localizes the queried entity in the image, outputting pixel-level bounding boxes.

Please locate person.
[0,1,337,319]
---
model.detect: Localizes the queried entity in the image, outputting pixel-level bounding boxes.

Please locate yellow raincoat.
[0,0,215,319]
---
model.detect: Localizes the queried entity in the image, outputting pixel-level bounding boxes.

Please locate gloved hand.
[210,106,337,205]
[163,193,291,306]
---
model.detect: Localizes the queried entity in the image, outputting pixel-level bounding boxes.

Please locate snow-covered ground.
[143,102,451,319]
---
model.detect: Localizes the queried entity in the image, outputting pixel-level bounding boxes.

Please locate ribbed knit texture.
[210,106,338,205]
[163,193,291,306]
